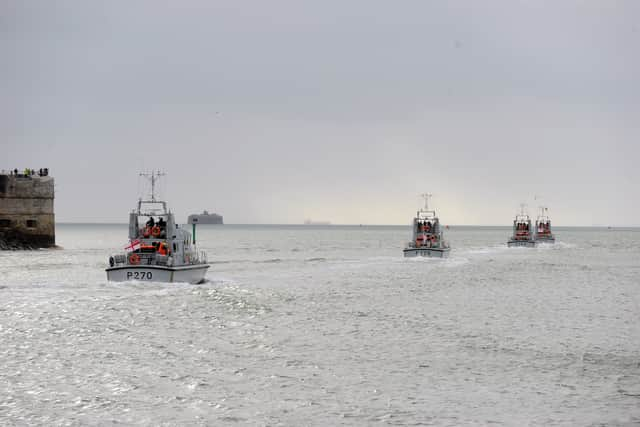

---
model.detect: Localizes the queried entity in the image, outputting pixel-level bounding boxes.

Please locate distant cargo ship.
[188,210,223,225]
[304,219,331,225]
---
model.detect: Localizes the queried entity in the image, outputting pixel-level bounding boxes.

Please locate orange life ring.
[129,253,140,265]
[143,226,151,237]
[430,235,437,242]
[151,226,161,237]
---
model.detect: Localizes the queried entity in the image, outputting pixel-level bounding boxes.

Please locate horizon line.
[55,222,640,229]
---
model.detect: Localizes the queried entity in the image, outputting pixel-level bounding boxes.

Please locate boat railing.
[111,254,127,266]
[112,250,208,267]
[192,250,208,264]
[513,234,532,240]
[182,250,208,265]
[110,252,162,266]
[111,246,208,267]
[136,253,158,266]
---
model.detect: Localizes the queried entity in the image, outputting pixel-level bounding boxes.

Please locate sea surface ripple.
[1,224,639,426]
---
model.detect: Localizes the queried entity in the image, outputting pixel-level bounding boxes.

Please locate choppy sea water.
[1,224,639,426]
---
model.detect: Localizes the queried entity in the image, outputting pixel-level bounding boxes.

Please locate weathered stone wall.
[0,174,55,249]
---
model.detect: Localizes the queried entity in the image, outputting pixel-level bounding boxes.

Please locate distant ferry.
[304,219,331,225]
[188,210,223,225]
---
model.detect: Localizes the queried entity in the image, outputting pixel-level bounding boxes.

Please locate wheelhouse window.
[26,219,37,228]
[0,219,11,228]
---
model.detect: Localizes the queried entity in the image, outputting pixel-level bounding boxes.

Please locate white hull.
[403,248,450,258]
[106,264,209,284]
[535,236,555,243]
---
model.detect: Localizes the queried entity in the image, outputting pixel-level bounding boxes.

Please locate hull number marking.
[127,271,153,280]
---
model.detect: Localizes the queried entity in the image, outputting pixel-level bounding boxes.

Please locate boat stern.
[507,239,537,248]
[106,264,209,284]
[403,247,450,258]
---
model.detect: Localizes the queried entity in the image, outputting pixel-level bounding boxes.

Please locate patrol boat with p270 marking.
[403,193,450,258]
[106,172,209,284]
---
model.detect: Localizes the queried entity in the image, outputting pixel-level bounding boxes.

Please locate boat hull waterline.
[403,248,450,258]
[106,264,209,284]
[535,236,556,243]
[507,239,537,248]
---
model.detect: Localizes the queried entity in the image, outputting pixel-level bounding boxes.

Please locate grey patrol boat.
[534,206,555,243]
[507,204,536,247]
[106,172,209,284]
[403,193,450,258]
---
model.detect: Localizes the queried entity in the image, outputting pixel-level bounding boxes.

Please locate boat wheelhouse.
[403,193,450,258]
[534,206,555,243]
[106,172,209,284]
[507,204,536,247]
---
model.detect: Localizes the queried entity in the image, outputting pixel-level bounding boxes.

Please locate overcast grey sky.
[3,1,639,225]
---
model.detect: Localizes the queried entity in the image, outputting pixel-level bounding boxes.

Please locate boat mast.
[421,193,432,211]
[140,170,165,202]
[534,195,545,221]
[537,205,548,221]
[519,203,527,217]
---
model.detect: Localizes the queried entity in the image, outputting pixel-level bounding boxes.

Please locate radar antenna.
[420,193,432,211]
[139,170,165,202]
